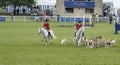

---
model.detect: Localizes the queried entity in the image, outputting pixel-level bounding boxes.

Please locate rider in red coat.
[44,20,50,31]
[76,21,83,31]
[43,19,51,36]
[75,21,83,37]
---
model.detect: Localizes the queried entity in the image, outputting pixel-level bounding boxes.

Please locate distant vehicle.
[30,9,41,16]
[30,9,40,19]
[45,9,53,16]
[30,9,41,21]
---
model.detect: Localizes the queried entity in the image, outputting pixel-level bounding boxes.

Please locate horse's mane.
[38,28,48,37]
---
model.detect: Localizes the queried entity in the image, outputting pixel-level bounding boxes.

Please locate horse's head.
[38,28,42,35]
[38,28,41,35]
[38,27,46,35]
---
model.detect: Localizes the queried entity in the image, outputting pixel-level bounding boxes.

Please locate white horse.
[38,28,56,45]
[75,27,84,46]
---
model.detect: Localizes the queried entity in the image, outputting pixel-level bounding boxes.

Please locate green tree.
[10,0,36,8]
[0,0,36,15]
[9,0,36,15]
[0,0,10,8]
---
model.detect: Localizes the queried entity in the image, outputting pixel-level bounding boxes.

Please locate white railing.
[0,16,119,23]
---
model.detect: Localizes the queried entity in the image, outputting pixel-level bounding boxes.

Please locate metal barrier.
[0,16,120,23]
[0,16,5,22]
[58,17,89,22]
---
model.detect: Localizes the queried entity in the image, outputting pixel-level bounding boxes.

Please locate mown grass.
[0,21,120,65]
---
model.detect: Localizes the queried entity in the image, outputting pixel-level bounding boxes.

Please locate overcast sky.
[103,0,112,2]
[36,0,56,5]
[103,0,120,8]
[36,0,120,8]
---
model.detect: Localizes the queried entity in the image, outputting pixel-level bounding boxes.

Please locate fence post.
[64,17,66,26]
[83,15,85,27]
[13,16,15,22]
[24,16,26,22]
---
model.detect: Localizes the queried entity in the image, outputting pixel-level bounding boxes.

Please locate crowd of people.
[89,13,119,25]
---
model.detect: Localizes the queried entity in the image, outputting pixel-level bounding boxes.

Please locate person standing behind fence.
[17,8,19,14]
[11,12,14,21]
[74,21,83,37]
[113,14,119,25]
[89,14,92,25]
[96,13,99,22]
[109,13,113,24]
[42,13,46,21]
[92,13,96,22]
[22,8,26,15]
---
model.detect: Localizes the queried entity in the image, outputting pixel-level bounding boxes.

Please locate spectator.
[17,8,19,14]
[92,13,96,22]
[57,14,60,22]
[109,13,113,24]
[89,14,92,25]
[96,13,99,22]
[11,12,14,21]
[13,9,16,15]
[23,8,26,15]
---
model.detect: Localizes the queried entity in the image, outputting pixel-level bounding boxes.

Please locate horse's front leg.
[42,38,45,45]
[45,38,48,45]
[48,36,53,44]
[50,39,53,44]
[50,37,53,44]
[78,37,82,47]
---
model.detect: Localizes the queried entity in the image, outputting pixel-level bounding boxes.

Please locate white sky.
[103,0,120,8]
[36,0,120,8]
[36,0,56,5]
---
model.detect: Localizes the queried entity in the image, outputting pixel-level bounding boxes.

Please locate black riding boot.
[48,32,51,36]
[74,33,76,37]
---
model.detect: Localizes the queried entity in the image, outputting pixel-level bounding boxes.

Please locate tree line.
[0,0,36,15]
[0,0,36,8]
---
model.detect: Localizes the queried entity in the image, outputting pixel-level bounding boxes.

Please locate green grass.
[0,21,120,65]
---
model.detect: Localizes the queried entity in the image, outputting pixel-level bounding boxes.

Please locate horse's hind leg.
[50,39,53,44]
[50,30,56,39]
[78,37,82,47]
[45,39,48,45]
[48,36,53,44]
[42,38,45,45]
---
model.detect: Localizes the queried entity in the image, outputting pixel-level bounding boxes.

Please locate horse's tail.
[49,30,56,39]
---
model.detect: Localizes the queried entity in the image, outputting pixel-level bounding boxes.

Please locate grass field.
[0,21,120,65]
